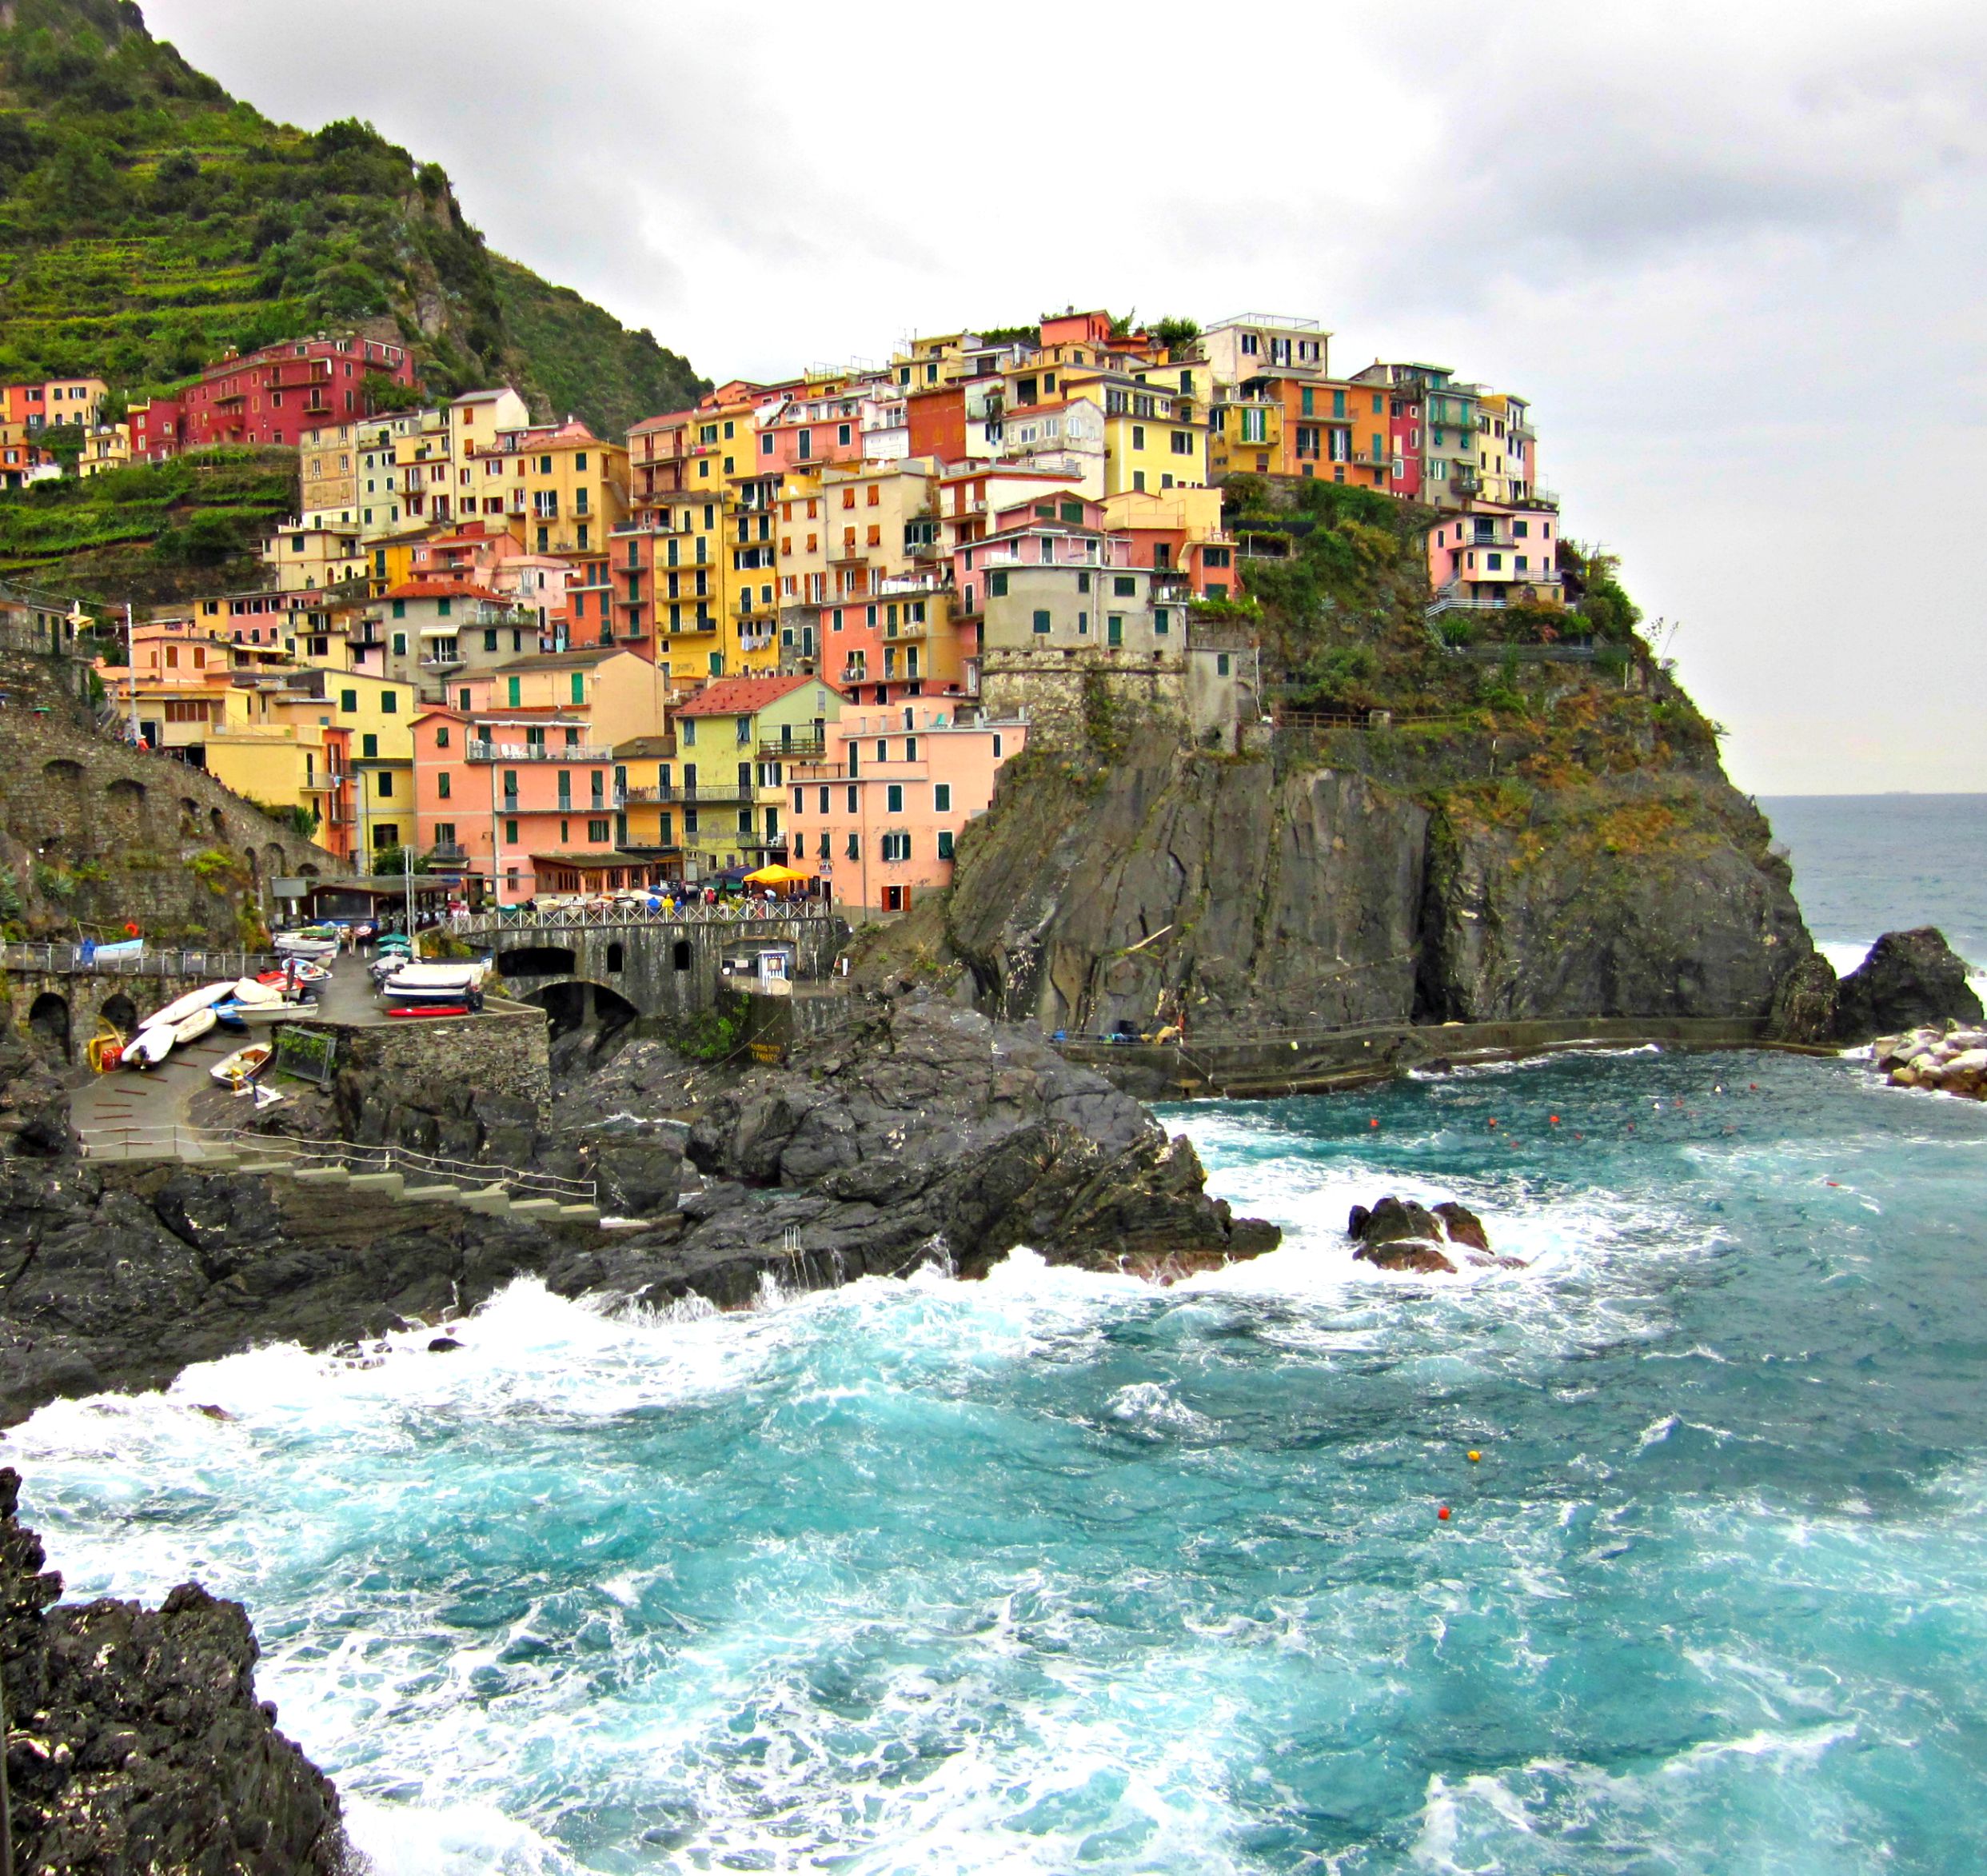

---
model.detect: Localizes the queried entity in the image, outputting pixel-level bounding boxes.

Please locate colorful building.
[1425,503,1564,613]
[786,702,1027,916]
[670,673,842,878]
[176,336,417,449]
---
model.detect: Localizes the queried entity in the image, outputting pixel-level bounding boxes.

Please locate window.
[436,726,450,748]
[886,783,904,812]
[588,819,611,842]
[377,772,393,799]
[1131,425,1145,449]
[937,830,955,860]
[1216,653,1231,676]
[505,818,519,844]
[934,783,952,812]
[437,772,451,800]
[361,732,378,759]
[846,831,860,860]
[380,690,396,713]
[484,629,498,652]
[392,600,406,619]
[1032,609,1051,635]
[393,633,407,656]
[1114,575,1136,597]
[988,571,1008,598]
[571,672,585,704]
[1171,430,1194,455]
[880,831,912,861]
[341,689,357,712]
[508,677,521,707]
[992,734,1003,758]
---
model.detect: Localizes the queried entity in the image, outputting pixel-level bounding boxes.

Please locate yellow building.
[299,423,360,527]
[265,518,366,594]
[1208,393,1284,478]
[671,673,841,878]
[76,423,130,478]
[480,418,629,559]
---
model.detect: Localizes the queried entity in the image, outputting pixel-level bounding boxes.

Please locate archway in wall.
[101,992,138,1036]
[497,944,579,978]
[523,980,640,1044]
[27,991,71,1063]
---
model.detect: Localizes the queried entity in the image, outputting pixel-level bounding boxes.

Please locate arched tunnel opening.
[28,991,71,1064]
[525,980,644,1076]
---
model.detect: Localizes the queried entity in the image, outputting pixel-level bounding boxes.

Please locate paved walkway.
[70,1012,242,1156]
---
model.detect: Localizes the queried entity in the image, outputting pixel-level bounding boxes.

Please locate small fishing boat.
[381,982,484,1009]
[209,1043,272,1086]
[231,976,285,1005]
[387,1004,472,1019]
[383,960,489,989]
[172,1007,218,1048]
[138,981,236,1031]
[213,996,308,1026]
[123,1025,175,1069]
[256,961,329,987]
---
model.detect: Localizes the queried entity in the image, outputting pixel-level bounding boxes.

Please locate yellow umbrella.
[743,863,810,886]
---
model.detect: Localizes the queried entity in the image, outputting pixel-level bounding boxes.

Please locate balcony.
[839,666,871,686]
[428,843,471,864]
[419,653,465,673]
[620,780,758,805]
[883,620,928,641]
[761,736,826,760]
[468,740,612,763]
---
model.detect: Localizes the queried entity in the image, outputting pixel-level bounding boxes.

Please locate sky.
[142,0,1987,795]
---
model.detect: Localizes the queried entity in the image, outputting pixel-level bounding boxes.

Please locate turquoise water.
[12,1046,1987,1873]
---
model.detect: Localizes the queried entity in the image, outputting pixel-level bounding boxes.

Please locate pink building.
[785,702,1027,916]
[1425,503,1563,610]
[413,706,635,904]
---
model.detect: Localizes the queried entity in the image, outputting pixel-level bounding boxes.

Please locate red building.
[178,337,418,449]
[128,395,185,462]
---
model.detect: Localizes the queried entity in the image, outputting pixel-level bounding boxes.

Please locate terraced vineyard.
[0,0,703,430]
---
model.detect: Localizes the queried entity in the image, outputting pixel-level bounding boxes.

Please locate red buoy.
[1437,1505,1451,1521]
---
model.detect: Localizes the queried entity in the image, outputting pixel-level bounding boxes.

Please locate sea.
[8,795,1985,1874]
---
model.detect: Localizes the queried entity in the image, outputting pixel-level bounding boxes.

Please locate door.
[1107,615,1123,647]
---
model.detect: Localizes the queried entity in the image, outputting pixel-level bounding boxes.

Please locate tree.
[1154,316,1201,358]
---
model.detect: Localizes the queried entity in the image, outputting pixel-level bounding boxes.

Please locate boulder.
[0,1466,349,1873]
[1348,1193,1522,1275]
[1770,952,1839,1044]
[1834,928,1984,1043]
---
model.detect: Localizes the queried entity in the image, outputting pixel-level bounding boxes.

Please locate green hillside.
[0,0,706,434]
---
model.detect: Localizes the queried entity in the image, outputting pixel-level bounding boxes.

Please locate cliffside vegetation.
[0,0,705,432]
[0,445,294,599]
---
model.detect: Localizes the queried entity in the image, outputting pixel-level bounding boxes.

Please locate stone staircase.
[79,1125,604,1226]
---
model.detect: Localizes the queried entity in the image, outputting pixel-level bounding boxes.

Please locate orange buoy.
[1549,1116,1560,1125]
[1369,1118,1379,1129]
[1467,1451,1482,1463]
[1437,1505,1451,1521]
[1487,1118,1498,1128]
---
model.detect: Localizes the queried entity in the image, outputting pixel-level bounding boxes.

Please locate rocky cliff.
[870,484,1815,1039]
[0,1466,349,1874]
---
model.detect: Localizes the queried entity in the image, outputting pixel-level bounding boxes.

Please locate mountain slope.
[0,0,705,433]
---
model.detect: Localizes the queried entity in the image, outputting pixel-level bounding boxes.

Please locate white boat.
[139,981,236,1032]
[231,976,285,1006]
[274,937,339,959]
[210,1044,272,1087]
[383,960,489,989]
[172,1007,217,1047]
[214,996,307,1025]
[124,1025,175,1069]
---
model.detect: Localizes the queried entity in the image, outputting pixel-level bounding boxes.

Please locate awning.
[743,864,809,885]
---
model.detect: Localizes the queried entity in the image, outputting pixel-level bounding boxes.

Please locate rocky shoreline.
[0,1466,350,1874]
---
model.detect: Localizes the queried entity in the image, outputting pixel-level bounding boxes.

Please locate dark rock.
[1833,928,1985,1043]
[1348,1193,1517,1275]
[193,1403,233,1421]
[1353,1239,1458,1275]
[1770,952,1839,1044]
[1,1465,349,1874]
[1432,1201,1490,1251]
[426,1336,463,1352]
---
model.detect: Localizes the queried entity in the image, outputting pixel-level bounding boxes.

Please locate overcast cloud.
[142,0,1987,793]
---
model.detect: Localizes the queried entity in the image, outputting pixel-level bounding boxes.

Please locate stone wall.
[281,1001,552,1126]
[0,649,344,944]
[980,649,1190,747]
[2,967,226,1066]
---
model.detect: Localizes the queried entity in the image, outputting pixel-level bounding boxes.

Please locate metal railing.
[469,741,612,763]
[449,902,836,936]
[2,943,280,978]
[75,1121,596,1202]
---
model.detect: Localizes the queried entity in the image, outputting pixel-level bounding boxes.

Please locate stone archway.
[523,980,640,1044]
[27,991,71,1064]
[101,992,138,1036]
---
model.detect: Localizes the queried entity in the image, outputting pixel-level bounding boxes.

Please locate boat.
[381,982,484,1009]
[256,962,329,987]
[138,981,236,1031]
[213,996,308,1026]
[387,1004,472,1019]
[123,1025,175,1069]
[382,960,489,988]
[231,976,285,1005]
[172,1007,217,1048]
[210,1044,272,1087]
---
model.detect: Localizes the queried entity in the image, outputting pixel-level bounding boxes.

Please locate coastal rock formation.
[910,728,1813,1041]
[1347,1195,1523,1275]
[1833,928,1984,1044]
[1870,1026,1987,1100]
[679,996,1279,1281]
[0,1467,348,1874]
